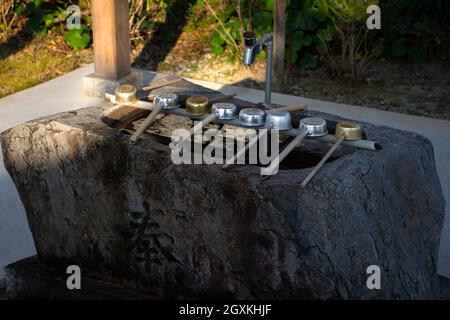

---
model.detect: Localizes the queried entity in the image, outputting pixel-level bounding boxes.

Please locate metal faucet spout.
[242,31,273,105]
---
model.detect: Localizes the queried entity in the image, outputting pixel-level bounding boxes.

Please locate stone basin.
[0,80,445,299]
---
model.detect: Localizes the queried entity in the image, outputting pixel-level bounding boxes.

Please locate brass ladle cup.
[299,122,363,188]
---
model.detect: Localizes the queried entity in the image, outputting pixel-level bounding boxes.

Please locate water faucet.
[242,31,273,106]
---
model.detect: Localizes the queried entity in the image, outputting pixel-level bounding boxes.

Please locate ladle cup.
[184,93,238,136]
[129,93,179,143]
[223,105,306,169]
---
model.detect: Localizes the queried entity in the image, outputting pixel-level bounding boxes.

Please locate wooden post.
[273,0,286,92]
[91,0,131,79]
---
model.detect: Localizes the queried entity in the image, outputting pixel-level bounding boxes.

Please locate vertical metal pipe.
[265,41,273,105]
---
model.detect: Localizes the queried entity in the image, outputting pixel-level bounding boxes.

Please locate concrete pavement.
[0,65,449,279]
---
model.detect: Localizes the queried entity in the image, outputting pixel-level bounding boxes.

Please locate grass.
[0,35,92,99]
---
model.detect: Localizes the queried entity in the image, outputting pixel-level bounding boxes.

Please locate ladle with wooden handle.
[299,122,362,188]
[265,103,307,113]
[170,93,237,148]
[222,124,273,170]
[129,93,179,143]
[223,105,306,169]
[103,80,182,131]
[170,101,239,154]
[189,101,305,137]
[261,117,328,176]
[142,78,182,91]
[185,93,237,135]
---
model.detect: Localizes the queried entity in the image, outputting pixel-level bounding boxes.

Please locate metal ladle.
[299,122,363,188]
[172,94,237,148]
[184,93,237,135]
[261,117,328,176]
[129,93,179,143]
[223,105,307,169]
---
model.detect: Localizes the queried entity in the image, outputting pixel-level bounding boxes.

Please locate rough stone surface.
[440,276,450,300]
[4,256,154,300]
[0,82,445,299]
[0,278,6,300]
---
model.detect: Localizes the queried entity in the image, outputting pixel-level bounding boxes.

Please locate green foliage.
[378,0,450,62]
[5,0,167,49]
[23,1,67,35]
[390,38,407,57]
[15,0,91,48]
[211,32,225,55]
[64,26,91,49]
[252,11,272,37]
[285,4,335,69]
[299,53,317,71]
[206,0,351,71]
[205,0,449,73]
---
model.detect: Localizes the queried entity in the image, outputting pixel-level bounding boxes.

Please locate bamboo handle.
[223,131,263,169]
[142,78,182,91]
[209,93,237,103]
[129,104,162,143]
[116,108,151,131]
[188,113,216,136]
[262,131,307,176]
[299,136,345,188]
[266,104,307,113]
[174,114,216,147]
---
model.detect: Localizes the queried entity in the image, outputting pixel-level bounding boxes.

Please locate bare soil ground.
[290,60,450,120]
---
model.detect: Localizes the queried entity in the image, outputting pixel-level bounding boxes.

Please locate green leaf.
[39,27,47,37]
[286,11,300,31]
[299,53,317,71]
[225,44,235,53]
[408,47,427,63]
[211,45,224,55]
[64,28,91,49]
[292,31,312,51]
[291,50,298,64]
[14,4,26,15]
[211,33,225,47]
[314,36,328,53]
[25,13,44,34]
[299,13,318,31]
[211,32,225,55]
[33,0,42,8]
[394,22,408,35]
[44,13,54,27]
[391,39,407,57]
[252,11,272,36]
[218,6,234,22]
[258,50,267,59]
[306,8,327,23]
[302,34,312,46]
[265,0,274,11]
[292,31,304,51]
[57,10,68,22]
[317,28,332,42]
